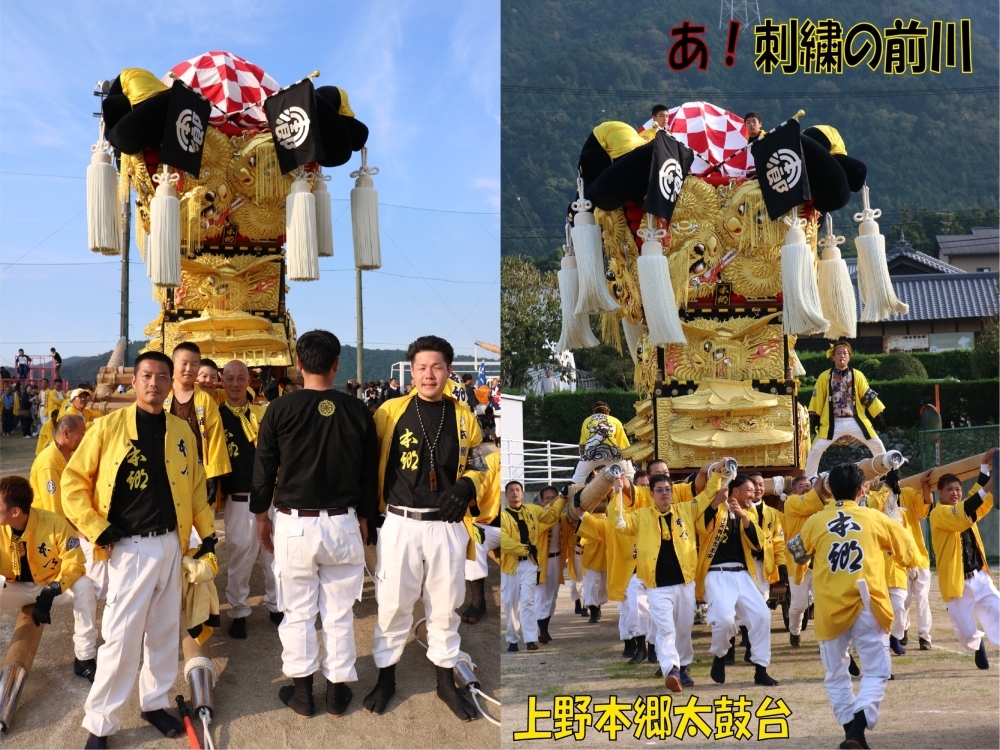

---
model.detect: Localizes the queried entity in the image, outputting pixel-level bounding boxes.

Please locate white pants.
[465,523,501,581]
[618,574,649,639]
[788,570,813,636]
[82,533,182,737]
[582,569,608,608]
[648,581,695,671]
[705,568,772,667]
[818,603,891,728]
[273,509,364,682]
[806,418,886,478]
[568,547,583,602]
[503,559,538,644]
[945,569,1000,654]
[80,536,108,601]
[372,510,469,669]
[534,554,562,620]
[904,567,932,641]
[753,559,770,601]
[888,586,908,639]
[224,498,277,618]
[1,575,98,660]
[571,459,634,484]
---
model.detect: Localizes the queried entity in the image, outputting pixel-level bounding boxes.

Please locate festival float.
[84,51,377,410]
[558,102,910,477]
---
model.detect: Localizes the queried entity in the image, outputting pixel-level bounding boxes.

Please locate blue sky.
[0,0,499,368]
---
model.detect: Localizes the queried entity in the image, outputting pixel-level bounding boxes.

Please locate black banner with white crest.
[264,79,324,174]
[160,81,212,176]
[751,119,811,220]
[643,131,695,223]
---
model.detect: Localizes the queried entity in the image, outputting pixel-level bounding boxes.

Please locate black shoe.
[84,734,107,749]
[900,630,908,646]
[646,643,656,664]
[679,664,695,688]
[463,578,486,623]
[622,637,636,658]
[526,642,539,651]
[754,665,779,686]
[588,605,600,623]
[664,666,682,693]
[575,599,584,615]
[848,655,860,676]
[228,617,248,639]
[279,675,315,717]
[537,617,551,644]
[628,635,647,665]
[654,666,662,677]
[919,637,932,651]
[326,681,352,717]
[461,604,482,624]
[840,709,869,749]
[363,665,396,714]
[141,709,185,737]
[789,633,800,648]
[744,643,753,663]
[711,656,726,684]
[975,639,990,670]
[269,610,284,626]
[507,642,518,652]
[738,624,749,647]
[725,637,736,664]
[889,635,906,655]
[436,666,477,721]
[74,658,96,683]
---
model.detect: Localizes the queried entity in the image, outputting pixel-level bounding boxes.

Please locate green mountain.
[502,0,999,259]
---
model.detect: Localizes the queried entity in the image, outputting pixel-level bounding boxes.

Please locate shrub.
[876,353,928,381]
[524,389,640,444]
[972,318,999,379]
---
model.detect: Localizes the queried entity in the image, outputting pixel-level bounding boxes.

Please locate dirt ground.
[1,433,501,748]
[500,567,1000,749]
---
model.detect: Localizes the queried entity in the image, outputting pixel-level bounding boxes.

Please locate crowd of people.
[498,399,998,750]
[1,331,500,748]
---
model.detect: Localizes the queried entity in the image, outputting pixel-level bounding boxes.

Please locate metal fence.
[918,424,999,470]
[511,439,580,492]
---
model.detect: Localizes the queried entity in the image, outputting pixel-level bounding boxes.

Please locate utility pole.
[120,193,130,355]
[356,269,364,383]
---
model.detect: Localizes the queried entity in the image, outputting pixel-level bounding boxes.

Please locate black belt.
[126,526,176,539]
[277,508,349,518]
[710,565,747,572]
[388,505,441,521]
[965,570,978,580]
[228,493,250,502]
[548,551,561,558]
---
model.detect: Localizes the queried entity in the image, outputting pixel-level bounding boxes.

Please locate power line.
[501,160,548,252]
[0,210,85,274]
[501,84,999,101]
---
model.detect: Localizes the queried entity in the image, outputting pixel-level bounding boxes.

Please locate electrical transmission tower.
[720,0,761,29]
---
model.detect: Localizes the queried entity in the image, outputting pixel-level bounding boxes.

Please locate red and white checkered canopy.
[641,101,752,177]
[163,51,280,128]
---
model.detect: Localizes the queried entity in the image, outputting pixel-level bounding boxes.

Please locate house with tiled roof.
[934,227,999,273]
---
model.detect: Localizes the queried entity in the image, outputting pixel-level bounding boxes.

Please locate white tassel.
[350,147,381,270]
[816,214,857,339]
[285,169,319,281]
[149,167,181,288]
[789,350,806,377]
[854,185,909,322]
[557,254,599,351]
[314,169,334,257]
[145,233,152,278]
[622,318,644,364]
[636,214,686,345]
[87,121,120,255]
[571,176,619,316]
[780,207,829,336]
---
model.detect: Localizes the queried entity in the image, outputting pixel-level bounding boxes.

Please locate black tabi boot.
[840,709,869,749]
[141,708,185,736]
[848,655,860,676]
[436,665,478,722]
[537,617,551,644]
[84,734,107,749]
[363,665,396,714]
[462,579,487,623]
[588,605,600,623]
[975,639,990,670]
[326,680,352,717]
[628,635,647,665]
[725,636,736,664]
[575,599,585,615]
[279,674,315,717]
[622,637,636,658]
[753,664,779,686]
[646,642,656,664]
[711,655,726,684]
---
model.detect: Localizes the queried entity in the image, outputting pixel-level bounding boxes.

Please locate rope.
[199,709,215,750]
[183,656,216,686]
[470,689,501,727]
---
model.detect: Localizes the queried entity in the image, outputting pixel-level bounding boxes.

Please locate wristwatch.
[44,581,61,596]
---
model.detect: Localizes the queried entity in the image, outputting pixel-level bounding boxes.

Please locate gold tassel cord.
[10,534,25,577]
[601,312,623,353]
[222,401,259,444]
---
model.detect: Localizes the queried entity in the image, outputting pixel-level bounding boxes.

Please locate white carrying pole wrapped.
[314,169,334,257]
[149,166,181,288]
[636,214,686,345]
[557,222,599,351]
[571,176,619,316]
[816,214,857,339]
[285,169,319,281]
[350,147,381,270]
[87,120,121,255]
[780,207,829,336]
[854,185,909,321]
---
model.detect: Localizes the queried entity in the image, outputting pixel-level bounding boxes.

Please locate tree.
[501,256,561,388]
